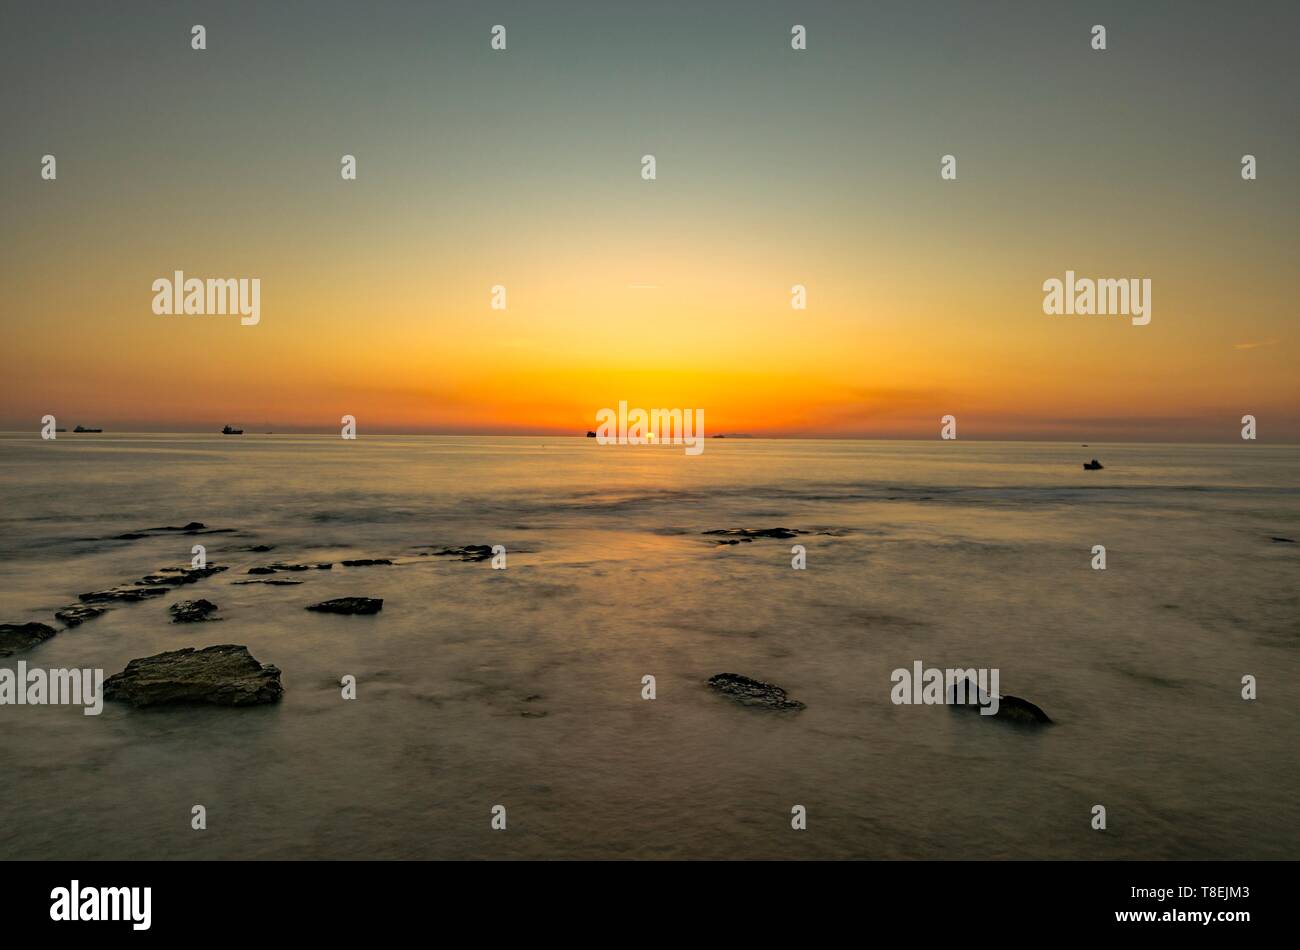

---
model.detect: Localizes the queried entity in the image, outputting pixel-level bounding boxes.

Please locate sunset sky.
[1,0,1296,440]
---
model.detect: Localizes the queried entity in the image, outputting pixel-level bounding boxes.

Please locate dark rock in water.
[55,604,107,627]
[707,672,805,710]
[79,586,170,604]
[340,558,393,567]
[115,533,148,540]
[249,562,331,575]
[704,528,803,541]
[305,597,383,615]
[247,544,275,552]
[170,599,220,623]
[425,545,494,562]
[1270,536,1295,543]
[1083,459,1104,470]
[137,565,227,586]
[148,522,207,532]
[948,677,1052,725]
[233,578,303,586]
[104,645,283,707]
[585,431,597,438]
[0,622,58,657]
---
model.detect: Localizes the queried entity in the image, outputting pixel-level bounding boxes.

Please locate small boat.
[72,425,102,433]
[221,425,244,435]
[1083,459,1103,470]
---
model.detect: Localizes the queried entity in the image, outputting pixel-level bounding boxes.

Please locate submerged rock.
[170,599,220,623]
[104,645,283,707]
[0,622,58,657]
[249,562,331,575]
[137,566,228,586]
[707,672,805,710]
[424,545,494,562]
[948,677,1052,725]
[1270,536,1295,543]
[79,586,171,604]
[340,558,393,567]
[233,578,303,586]
[305,597,383,615]
[54,604,107,627]
[704,528,803,543]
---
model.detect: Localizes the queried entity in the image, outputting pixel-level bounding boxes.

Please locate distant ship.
[1083,459,1104,470]
[221,425,244,435]
[72,425,102,433]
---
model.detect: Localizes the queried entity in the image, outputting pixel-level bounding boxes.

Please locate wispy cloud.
[1233,340,1280,350]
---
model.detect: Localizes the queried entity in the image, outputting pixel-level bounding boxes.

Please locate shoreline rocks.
[0,622,58,657]
[707,672,805,710]
[104,645,283,707]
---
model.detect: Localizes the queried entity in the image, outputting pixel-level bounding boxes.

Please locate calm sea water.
[0,434,1296,859]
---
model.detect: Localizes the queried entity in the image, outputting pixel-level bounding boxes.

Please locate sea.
[1,433,1296,859]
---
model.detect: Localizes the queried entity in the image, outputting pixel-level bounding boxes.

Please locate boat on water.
[1083,459,1104,470]
[221,425,244,435]
[72,425,102,433]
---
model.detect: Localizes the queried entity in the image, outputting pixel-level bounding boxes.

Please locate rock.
[948,677,1052,725]
[104,645,283,707]
[424,545,494,562]
[79,586,171,604]
[247,544,274,552]
[233,579,303,586]
[305,597,383,615]
[585,431,597,438]
[1270,536,1295,543]
[704,528,803,541]
[54,604,107,627]
[0,622,58,657]
[170,599,220,623]
[115,533,148,540]
[249,563,331,575]
[137,566,227,586]
[340,558,393,567]
[707,672,805,710]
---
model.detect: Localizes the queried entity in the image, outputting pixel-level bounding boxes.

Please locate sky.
[1,0,1296,440]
